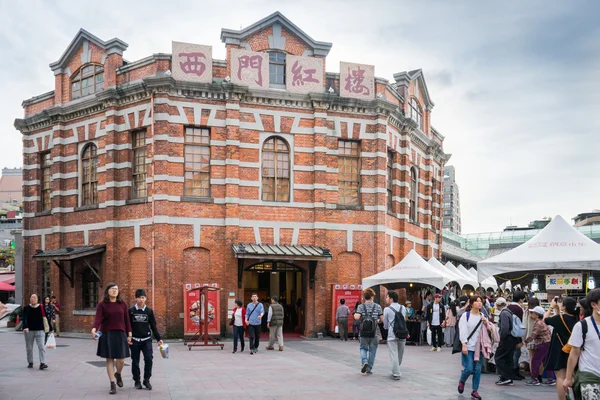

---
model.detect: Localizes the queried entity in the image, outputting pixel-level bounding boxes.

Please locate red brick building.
[16,12,447,337]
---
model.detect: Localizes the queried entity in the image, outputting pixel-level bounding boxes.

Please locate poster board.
[546,274,582,290]
[329,284,362,334]
[183,283,221,336]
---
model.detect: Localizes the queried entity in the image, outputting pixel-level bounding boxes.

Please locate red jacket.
[232,307,247,328]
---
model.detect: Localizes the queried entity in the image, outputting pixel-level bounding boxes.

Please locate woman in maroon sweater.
[91,283,132,395]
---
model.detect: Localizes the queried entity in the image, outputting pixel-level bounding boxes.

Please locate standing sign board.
[183,283,221,336]
[329,284,362,334]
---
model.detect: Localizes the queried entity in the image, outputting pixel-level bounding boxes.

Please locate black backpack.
[359,303,378,338]
[392,305,409,340]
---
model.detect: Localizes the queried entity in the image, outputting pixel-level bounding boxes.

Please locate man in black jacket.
[426,294,445,352]
[129,289,163,390]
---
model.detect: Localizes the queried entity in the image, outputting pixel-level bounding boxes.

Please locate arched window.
[81,143,98,206]
[262,137,290,202]
[269,52,286,86]
[410,98,423,130]
[71,63,104,100]
[410,167,418,223]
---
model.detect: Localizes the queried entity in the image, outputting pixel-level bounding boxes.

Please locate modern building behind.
[443,165,461,234]
[573,210,600,227]
[0,168,22,203]
[15,12,448,336]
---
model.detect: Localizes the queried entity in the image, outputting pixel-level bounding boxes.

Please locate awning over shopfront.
[478,215,600,282]
[232,244,332,261]
[0,281,15,291]
[33,245,105,288]
[362,250,446,290]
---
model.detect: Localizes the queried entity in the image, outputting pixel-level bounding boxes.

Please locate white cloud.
[1,0,598,232]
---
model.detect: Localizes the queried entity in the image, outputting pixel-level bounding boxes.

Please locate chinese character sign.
[230,49,269,89]
[546,274,582,290]
[340,62,375,100]
[286,55,323,94]
[172,42,213,84]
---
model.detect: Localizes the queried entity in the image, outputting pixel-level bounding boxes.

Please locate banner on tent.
[545,274,582,290]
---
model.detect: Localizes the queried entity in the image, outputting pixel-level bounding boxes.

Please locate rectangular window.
[338,140,360,206]
[131,130,147,199]
[269,52,286,86]
[41,262,51,299]
[82,263,100,309]
[40,152,51,211]
[184,127,211,198]
[387,151,394,213]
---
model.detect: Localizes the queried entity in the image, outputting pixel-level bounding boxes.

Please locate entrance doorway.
[243,261,305,334]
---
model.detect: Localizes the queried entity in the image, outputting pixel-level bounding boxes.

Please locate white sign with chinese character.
[340,62,375,100]
[230,49,269,89]
[172,42,212,84]
[286,55,323,94]
[545,273,583,290]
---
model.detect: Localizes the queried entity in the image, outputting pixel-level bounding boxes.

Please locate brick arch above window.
[71,63,104,100]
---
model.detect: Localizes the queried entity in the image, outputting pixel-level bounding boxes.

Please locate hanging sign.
[545,274,582,290]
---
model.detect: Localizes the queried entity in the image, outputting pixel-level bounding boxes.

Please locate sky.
[1,0,599,233]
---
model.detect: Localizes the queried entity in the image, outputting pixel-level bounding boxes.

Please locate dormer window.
[269,52,286,87]
[71,63,104,100]
[410,97,423,130]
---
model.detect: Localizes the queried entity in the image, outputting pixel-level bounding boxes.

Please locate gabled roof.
[49,29,128,74]
[220,11,332,56]
[393,68,435,108]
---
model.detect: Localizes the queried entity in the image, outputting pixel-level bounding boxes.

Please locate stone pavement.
[0,330,557,400]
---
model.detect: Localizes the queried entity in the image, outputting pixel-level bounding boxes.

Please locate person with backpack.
[457,295,495,400]
[383,291,408,380]
[544,296,579,400]
[508,291,527,380]
[353,288,383,375]
[494,297,520,385]
[564,288,600,400]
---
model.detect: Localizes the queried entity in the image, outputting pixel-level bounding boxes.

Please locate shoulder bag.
[452,312,483,354]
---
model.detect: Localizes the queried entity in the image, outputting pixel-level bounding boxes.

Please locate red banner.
[329,284,362,334]
[183,283,221,336]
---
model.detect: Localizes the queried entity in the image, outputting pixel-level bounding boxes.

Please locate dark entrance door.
[243,261,305,334]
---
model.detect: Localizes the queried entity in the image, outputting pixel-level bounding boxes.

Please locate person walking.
[22,294,48,370]
[128,289,162,390]
[51,296,60,337]
[245,293,264,355]
[42,296,55,345]
[383,291,406,380]
[495,297,517,385]
[336,298,351,341]
[564,288,600,399]
[354,288,383,375]
[266,296,285,351]
[426,293,445,352]
[231,299,246,353]
[91,283,132,395]
[352,300,361,340]
[523,306,555,386]
[508,291,527,380]
[544,296,579,400]
[457,295,495,400]
[444,300,458,347]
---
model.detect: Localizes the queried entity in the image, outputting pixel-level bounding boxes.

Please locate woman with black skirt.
[91,283,132,395]
[43,296,55,345]
[543,296,578,400]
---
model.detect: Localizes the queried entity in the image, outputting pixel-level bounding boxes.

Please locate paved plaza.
[0,329,556,400]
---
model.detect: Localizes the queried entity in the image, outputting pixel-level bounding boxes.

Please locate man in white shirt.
[564,288,600,398]
[426,294,445,352]
[383,291,407,380]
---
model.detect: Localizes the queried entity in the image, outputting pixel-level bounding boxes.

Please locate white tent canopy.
[362,249,446,289]
[429,257,472,288]
[478,215,600,282]
[466,267,498,290]
[457,264,480,288]
[444,261,479,288]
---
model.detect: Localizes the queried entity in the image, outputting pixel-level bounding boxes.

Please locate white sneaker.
[430,347,437,351]
[436,347,441,352]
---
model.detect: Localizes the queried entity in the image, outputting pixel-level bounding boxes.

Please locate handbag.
[41,305,50,333]
[452,312,483,354]
[558,314,572,354]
